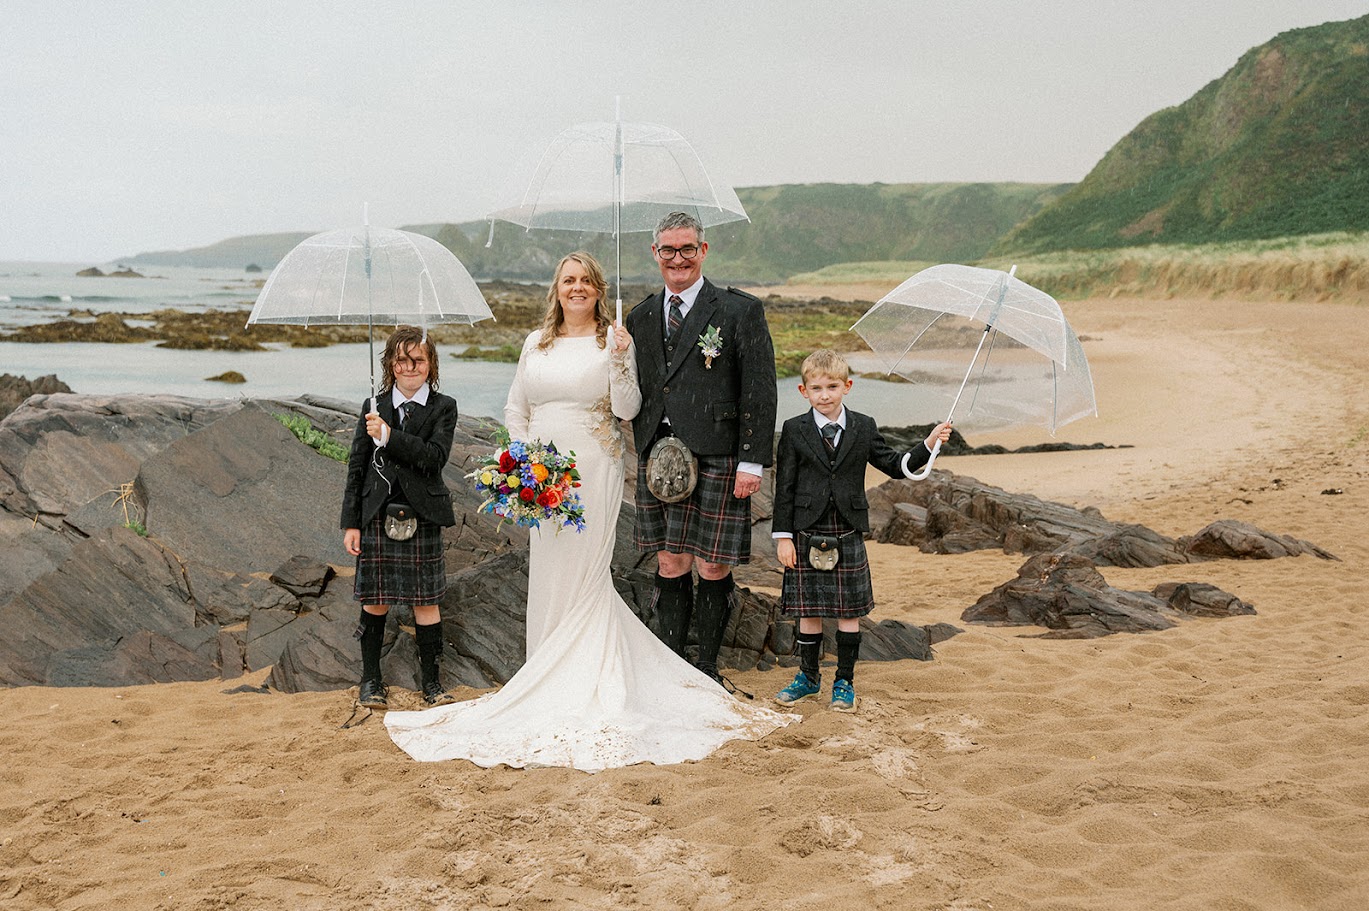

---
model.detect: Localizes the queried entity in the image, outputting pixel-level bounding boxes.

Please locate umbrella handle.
[907,438,940,481]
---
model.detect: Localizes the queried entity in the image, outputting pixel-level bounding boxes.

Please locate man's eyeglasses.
[655,244,700,261]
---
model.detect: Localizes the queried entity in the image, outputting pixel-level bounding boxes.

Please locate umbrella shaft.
[946,326,994,422]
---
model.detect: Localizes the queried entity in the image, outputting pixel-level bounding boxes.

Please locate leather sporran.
[645,436,698,503]
[383,502,418,541]
[806,534,840,571]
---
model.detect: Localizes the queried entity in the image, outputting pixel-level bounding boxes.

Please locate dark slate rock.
[1180,520,1340,562]
[0,513,73,605]
[962,553,1255,639]
[0,373,73,421]
[269,555,335,598]
[871,472,1123,556]
[440,549,530,689]
[136,404,350,573]
[46,627,219,687]
[267,590,376,693]
[1153,582,1257,618]
[0,526,198,684]
[0,393,241,519]
[1063,523,1192,568]
[186,563,299,625]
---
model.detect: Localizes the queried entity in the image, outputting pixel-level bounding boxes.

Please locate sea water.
[0,260,954,427]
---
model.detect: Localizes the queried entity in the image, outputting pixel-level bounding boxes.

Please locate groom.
[625,211,777,684]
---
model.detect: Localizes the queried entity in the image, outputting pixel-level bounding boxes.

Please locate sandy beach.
[2,290,1366,910]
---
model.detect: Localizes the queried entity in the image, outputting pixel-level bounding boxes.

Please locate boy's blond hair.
[800,349,851,384]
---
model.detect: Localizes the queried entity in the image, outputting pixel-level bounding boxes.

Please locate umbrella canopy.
[247,226,492,328]
[247,226,493,406]
[852,263,1096,455]
[488,112,748,327]
[488,120,749,235]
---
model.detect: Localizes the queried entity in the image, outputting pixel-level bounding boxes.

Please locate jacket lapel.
[802,411,830,462]
[665,280,719,383]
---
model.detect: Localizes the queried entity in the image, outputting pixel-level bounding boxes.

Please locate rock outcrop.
[0,394,940,692]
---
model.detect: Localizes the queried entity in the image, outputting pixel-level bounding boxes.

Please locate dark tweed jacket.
[339,391,458,530]
[626,278,777,465]
[772,408,930,535]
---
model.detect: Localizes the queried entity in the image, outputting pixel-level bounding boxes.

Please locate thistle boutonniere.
[697,325,723,369]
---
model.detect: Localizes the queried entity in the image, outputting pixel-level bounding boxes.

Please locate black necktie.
[667,294,684,340]
[821,422,840,452]
[399,401,416,426]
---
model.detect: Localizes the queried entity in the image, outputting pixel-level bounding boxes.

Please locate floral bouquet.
[470,428,585,532]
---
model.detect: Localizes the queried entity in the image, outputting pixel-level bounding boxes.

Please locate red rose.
[537,488,563,508]
[519,487,535,502]
[498,451,517,473]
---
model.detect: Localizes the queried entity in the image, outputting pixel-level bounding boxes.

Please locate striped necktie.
[821,422,840,452]
[667,294,684,339]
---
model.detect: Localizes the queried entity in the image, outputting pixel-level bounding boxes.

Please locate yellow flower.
[479,470,494,486]
[506,474,521,489]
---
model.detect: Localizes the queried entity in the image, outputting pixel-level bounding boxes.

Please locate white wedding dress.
[385,331,795,771]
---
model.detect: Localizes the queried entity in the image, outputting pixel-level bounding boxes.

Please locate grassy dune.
[779,233,1369,303]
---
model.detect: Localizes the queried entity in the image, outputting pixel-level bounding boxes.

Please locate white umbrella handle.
[907,437,940,480]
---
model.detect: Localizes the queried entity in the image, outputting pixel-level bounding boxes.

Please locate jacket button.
[663,386,670,394]
[743,412,751,419]
[743,443,751,451]
[745,429,753,436]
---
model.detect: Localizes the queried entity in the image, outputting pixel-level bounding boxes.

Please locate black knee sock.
[835,629,862,683]
[694,575,736,676]
[415,620,443,687]
[652,572,694,658]
[357,609,386,682]
[796,631,824,683]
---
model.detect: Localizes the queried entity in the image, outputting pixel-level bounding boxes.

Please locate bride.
[385,252,794,771]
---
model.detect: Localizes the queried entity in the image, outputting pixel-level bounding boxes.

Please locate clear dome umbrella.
[851,263,1097,477]
[488,101,749,326]
[246,224,494,411]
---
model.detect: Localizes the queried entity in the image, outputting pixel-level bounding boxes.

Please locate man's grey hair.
[653,211,705,245]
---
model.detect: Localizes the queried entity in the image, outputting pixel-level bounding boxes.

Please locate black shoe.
[422,679,456,706]
[695,662,725,686]
[358,677,388,709]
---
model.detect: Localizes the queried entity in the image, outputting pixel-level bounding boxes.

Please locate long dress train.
[384,332,795,771]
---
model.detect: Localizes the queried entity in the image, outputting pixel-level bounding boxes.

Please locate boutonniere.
[697,325,723,369]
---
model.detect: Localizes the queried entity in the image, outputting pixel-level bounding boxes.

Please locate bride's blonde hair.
[538,251,612,351]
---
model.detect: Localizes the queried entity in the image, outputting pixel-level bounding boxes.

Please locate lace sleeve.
[610,340,642,421]
[504,334,536,440]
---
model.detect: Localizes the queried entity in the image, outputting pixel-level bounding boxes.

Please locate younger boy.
[771,349,952,711]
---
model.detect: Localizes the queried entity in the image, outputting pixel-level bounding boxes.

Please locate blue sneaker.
[775,671,821,704]
[831,678,857,712]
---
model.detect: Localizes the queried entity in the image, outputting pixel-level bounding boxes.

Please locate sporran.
[645,435,698,503]
[806,534,840,571]
[384,502,419,541]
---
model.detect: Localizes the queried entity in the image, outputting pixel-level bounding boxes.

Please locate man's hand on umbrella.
[366,411,390,443]
[925,421,953,450]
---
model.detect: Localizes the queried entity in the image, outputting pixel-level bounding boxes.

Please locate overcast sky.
[3,0,1366,262]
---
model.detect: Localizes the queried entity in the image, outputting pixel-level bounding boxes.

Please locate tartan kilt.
[779,508,874,619]
[634,452,752,565]
[352,513,447,606]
